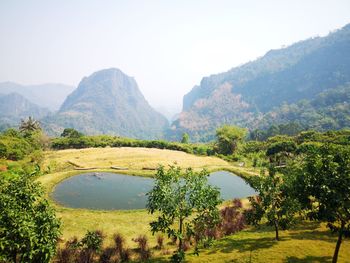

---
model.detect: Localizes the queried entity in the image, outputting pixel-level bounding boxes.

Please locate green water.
[52,171,256,210]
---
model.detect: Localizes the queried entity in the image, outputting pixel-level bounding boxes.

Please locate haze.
[0,0,349,113]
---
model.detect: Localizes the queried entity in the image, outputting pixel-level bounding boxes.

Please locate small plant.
[120,248,132,262]
[220,199,246,236]
[113,232,125,257]
[99,247,116,263]
[78,230,105,263]
[133,235,151,261]
[156,235,164,250]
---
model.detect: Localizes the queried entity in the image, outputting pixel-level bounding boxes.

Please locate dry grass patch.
[43,147,232,175]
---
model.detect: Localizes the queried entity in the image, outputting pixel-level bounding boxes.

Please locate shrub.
[113,233,125,257]
[133,235,151,261]
[156,235,164,250]
[220,199,246,235]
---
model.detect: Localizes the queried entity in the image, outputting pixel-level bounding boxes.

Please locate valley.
[0,6,350,262]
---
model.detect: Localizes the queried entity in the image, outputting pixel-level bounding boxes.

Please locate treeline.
[51,129,214,156]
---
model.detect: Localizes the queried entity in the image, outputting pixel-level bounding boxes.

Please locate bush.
[133,235,151,261]
[0,174,61,263]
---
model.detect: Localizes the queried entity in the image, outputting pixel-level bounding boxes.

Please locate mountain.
[44,68,168,139]
[0,92,50,130]
[0,82,75,111]
[170,23,350,141]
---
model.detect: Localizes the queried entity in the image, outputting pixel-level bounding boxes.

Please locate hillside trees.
[0,173,61,262]
[147,166,222,262]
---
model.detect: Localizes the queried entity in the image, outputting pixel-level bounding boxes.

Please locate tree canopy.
[147,166,222,262]
[0,173,61,263]
[294,144,350,263]
[215,125,247,155]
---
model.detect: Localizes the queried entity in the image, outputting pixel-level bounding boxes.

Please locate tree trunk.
[332,221,345,263]
[274,220,279,241]
[178,217,183,252]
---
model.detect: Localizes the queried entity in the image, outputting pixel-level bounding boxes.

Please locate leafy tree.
[266,139,297,166]
[19,116,41,136]
[215,125,247,155]
[294,144,350,263]
[61,128,84,138]
[0,173,61,262]
[181,133,190,144]
[147,166,222,262]
[246,165,300,241]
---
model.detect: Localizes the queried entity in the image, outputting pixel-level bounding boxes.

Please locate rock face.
[0,93,50,129]
[0,82,75,111]
[169,23,350,141]
[45,68,168,139]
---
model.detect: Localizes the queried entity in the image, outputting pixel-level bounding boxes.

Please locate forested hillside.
[170,24,350,141]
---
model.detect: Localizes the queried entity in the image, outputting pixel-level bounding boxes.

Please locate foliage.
[266,140,297,166]
[51,134,214,156]
[255,84,350,133]
[61,128,84,138]
[246,166,301,240]
[293,144,350,263]
[0,173,61,262]
[215,125,247,155]
[219,199,246,236]
[133,235,151,261]
[19,116,41,136]
[147,166,222,262]
[181,133,190,144]
[56,231,133,263]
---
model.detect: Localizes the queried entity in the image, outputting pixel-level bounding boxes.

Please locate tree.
[295,144,350,263]
[181,133,189,144]
[147,166,222,262]
[19,116,41,135]
[61,128,84,138]
[215,125,247,155]
[0,173,61,262]
[246,165,300,241]
[266,139,297,166]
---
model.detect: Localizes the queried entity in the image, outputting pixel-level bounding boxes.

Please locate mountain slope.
[170,23,350,141]
[44,68,168,139]
[0,82,75,111]
[0,92,50,130]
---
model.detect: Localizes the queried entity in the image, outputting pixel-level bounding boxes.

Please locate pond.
[52,171,256,210]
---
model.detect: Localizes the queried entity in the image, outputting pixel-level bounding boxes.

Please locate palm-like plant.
[19,116,41,133]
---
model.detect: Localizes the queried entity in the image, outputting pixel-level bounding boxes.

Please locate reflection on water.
[52,171,256,210]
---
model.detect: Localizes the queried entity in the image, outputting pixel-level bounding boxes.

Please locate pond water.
[52,171,256,210]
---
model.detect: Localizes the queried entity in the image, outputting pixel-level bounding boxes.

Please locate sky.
[0,0,350,113]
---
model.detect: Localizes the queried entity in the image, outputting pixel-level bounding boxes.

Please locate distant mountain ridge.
[170,23,350,141]
[0,82,75,111]
[0,92,50,130]
[44,68,168,139]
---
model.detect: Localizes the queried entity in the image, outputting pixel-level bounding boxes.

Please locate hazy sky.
[0,0,349,111]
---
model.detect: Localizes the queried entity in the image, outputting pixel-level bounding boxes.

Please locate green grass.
[183,221,350,263]
[37,147,349,262]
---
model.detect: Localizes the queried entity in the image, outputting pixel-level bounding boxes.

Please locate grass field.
[38,147,349,262]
